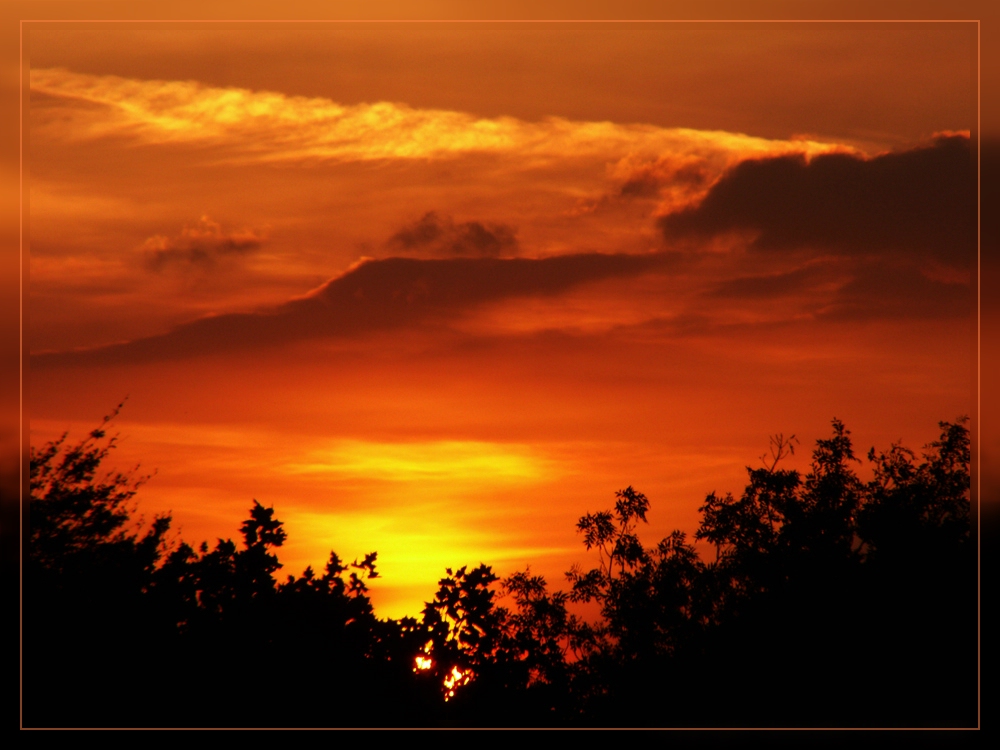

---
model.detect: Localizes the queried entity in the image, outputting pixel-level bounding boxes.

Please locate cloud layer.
[33,251,669,366]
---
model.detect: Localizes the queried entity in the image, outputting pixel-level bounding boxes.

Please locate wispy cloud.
[30,67,852,169]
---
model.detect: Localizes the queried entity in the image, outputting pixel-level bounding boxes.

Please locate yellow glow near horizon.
[285,439,549,483]
[278,505,578,620]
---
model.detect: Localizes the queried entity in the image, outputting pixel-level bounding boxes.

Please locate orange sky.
[26,21,976,617]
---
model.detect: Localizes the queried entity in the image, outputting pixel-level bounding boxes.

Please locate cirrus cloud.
[30,67,853,171]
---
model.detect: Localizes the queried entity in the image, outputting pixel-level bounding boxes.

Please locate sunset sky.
[26,21,977,617]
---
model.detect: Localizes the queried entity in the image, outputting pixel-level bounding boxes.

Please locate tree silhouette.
[501,569,573,698]
[25,404,174,726]
[558,418,975,727]
[23,409,419,727]
[28,402,167,581]
[24,411,975,728]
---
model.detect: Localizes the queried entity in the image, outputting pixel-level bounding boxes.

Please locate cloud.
[659,135,974,268]
[140,216,267,271]
[386,212,518,258]
[614,155,710,200]
[33,251,669,366]
[706,264,832,300]
[704,257,970,322]
[819,259,972,322]
[30,67,852,168]
[568,152,749,218]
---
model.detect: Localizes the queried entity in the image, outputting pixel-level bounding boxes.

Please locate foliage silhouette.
[26,402,174,726]
[23,412,975,727]
[554,418,975,727]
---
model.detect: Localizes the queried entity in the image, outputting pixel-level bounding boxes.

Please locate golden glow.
[280,509,574,620]
[443,666,472,702]
[31,68,853,168]
[413,640,434,673]
[285,439,549,483]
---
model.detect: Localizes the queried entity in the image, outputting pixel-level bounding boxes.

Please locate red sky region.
[27,23,976,618]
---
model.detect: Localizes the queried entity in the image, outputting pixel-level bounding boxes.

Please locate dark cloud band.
[659,135,974,267]
[33,251,668,366]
